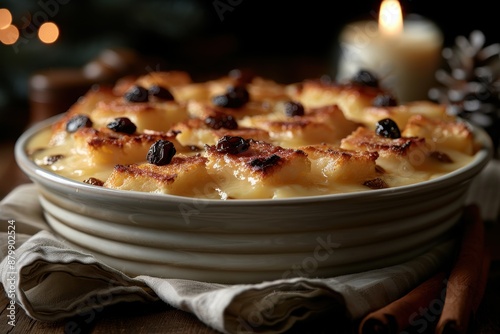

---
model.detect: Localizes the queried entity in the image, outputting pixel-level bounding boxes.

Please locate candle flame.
[378,0,403,36]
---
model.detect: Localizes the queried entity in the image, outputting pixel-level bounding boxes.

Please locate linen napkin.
[0,184,457,334]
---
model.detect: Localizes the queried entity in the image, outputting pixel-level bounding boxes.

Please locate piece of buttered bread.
[104,155,218,197]
[402,114,475,155]
[300,144,383,190]
[239,104,360,147]
[204,137,311,199]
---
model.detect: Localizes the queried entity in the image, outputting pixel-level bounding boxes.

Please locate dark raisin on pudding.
[42,154,64,165]
[106,117,137,134]
[216,135,250,154]
[351,69,379,88]
[148,85,175,101]
[375,118,401,139]
[372,94,398,107]
[83,177,104,186]
[284,101,305,117]
[204,113,238,130]
[212,85,250,108]
[147,140,176,166]
[66,114,93,133]
[250,154,281,171]
[228,85,250,103]
[124,85,149,103]
[363,178,389,189]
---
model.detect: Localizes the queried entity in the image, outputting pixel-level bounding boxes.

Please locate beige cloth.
[0,184,455,334]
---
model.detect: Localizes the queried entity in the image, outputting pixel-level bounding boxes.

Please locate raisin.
[373,94,398,107]
[212,85,249,108]
[212,94,230,108]
[375,118,401,139]
[146,140,176,166]
[204,113,238,130]
[216,136,249,155]
[250,154,281,170]
[66,114,93,133]
[363,178,389,189]
[284,101,305,117]
[124,85,149,103]
[107,117,137,134]
[228,85,250,101]
[351,69,379,88]
[83,177,104,186]
[148,85,175,101]
[42,154,64,165]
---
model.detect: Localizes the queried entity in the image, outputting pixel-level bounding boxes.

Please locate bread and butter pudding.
[15,68,492,283]
[27,69,480,199]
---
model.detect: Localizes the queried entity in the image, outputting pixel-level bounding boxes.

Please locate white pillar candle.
[336,1,443,103]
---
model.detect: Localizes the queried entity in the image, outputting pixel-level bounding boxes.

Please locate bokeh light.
[38,22,59,44]
[0,8,12,29]
[0,24,19,45]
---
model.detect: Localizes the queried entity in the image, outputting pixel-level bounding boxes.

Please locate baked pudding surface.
[26,70,484,199]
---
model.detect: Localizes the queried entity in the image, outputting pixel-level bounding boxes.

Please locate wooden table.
[2,141,500,334]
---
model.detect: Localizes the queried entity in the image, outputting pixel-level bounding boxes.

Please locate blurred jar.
[28,48,139,125]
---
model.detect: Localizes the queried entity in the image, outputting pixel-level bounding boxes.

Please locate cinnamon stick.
[472,248,491,313]
[358,271,446,334]
[435,204,485,334]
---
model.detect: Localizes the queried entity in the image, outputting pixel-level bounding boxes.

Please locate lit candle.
[336,0,443,103]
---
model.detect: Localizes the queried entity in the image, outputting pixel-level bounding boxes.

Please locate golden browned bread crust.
[173,118,271,147]
[239,104,360,147]
[360,101,451,130]
[289,79,384,123]
[104,155,216,197]
[204,139,311,199]
[341,127,426,157]
[300,145,380,185]
[71,127,185,166]
[402,114,475,155]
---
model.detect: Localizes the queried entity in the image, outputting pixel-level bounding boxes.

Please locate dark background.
[1,0,499,138]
